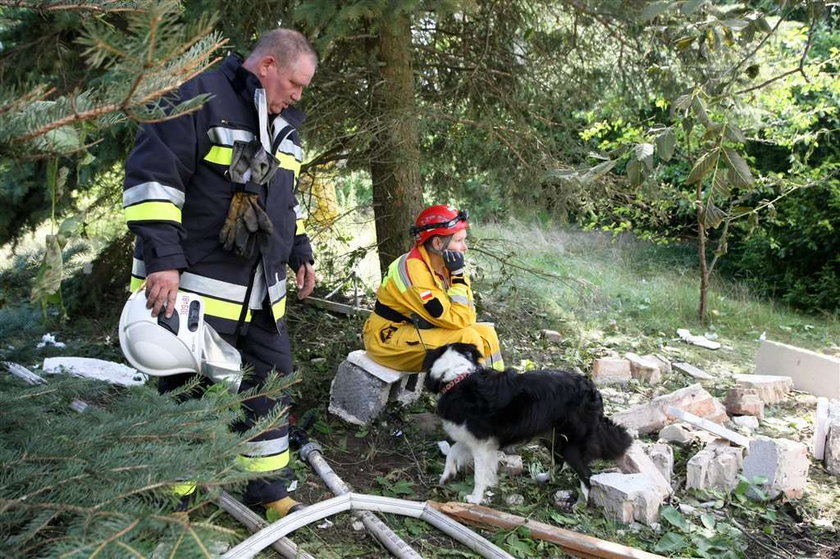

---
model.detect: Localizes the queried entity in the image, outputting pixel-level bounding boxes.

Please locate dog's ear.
[451,342,482,366]
[422,344,449,372]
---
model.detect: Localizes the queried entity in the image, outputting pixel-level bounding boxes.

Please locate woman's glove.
[442,250,465,276]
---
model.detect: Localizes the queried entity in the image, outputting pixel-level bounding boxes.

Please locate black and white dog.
[423,343,633,503]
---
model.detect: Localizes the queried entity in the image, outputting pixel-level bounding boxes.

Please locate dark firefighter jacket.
[123,54,313,335]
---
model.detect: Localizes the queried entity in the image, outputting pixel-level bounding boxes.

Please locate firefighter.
[363,204,504,372]
[123,29,316,520]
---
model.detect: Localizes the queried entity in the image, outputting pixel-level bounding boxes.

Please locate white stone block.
[755,339,840,399]
[813,397,828,461]
[686,443,744,492]
[673,362,715,380]
[613,384,728,435]
[590,473,667,525]
[647,443,674,484]
[617,442,672,497]
[733,374,793,404]
[592,357,632,385]
[742,436,810,499]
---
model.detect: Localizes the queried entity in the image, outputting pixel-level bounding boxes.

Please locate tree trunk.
[367,12,423,276]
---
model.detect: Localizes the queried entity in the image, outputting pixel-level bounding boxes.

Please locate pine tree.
[0,371,295,557]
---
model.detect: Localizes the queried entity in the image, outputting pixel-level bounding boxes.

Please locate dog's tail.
[595,415,633,460]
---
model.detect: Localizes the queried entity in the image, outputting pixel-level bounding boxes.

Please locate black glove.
[442,250,465,276]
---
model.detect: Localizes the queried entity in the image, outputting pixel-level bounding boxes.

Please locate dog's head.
[423,342,482,394]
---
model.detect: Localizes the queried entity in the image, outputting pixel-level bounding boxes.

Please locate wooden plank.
[428,501,666,559]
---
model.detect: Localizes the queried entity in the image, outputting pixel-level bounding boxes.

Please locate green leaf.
[722,19,750,30]
[722,147,754,187]
[680,0,705,14]
[724,123,747,143]
[700,513,716,530]
[692,97,712,127]
[635,142,655,170]
[656,127,676,161]
[655,531,689,552]
[702,202,727,229]
[754,16,772,33]
[641,1,675,21]
[672,93,693,115]
[675,36,696,49]
[661,506,690,531]
[686,147,720,184]
[30,234,64,304]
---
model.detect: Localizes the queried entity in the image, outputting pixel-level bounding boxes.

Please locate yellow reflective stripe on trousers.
[295,219,306,235]
[124,202,182,223]
[204,145,233,165]
[236,449,290,473]
[170,481,197,497]
[130,276,144,291]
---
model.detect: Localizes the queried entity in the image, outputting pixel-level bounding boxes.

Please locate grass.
[1,217,838,558]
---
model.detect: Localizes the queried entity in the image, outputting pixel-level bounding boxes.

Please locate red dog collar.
[439,372,469,396]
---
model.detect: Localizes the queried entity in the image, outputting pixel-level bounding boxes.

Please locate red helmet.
[410,204,469,245]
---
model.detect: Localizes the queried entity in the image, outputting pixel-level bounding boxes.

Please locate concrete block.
[613,383,728,435]
[626,353,663,384]
[617,442,672,496]
[724,388,765,418]
[328,350,424,425]
[686,443,744,492]
[742,436,810,499]
[590,473,667,525]
[673,362,715,380]
[733,374,793,404]
[499,453,524,477]
[755,339,840,399]
[824,401,840,475]
[813,398,829,461]
[659,423,694,444]
[732,415,760,432]
[592,357,631,385]
[647,443,674,484]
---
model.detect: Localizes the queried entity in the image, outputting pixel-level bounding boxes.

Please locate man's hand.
[296,262,316,299]
[442,250,465,276]
[145,270,180,318]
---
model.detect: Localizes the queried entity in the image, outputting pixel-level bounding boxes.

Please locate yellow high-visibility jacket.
[363,245,503,372]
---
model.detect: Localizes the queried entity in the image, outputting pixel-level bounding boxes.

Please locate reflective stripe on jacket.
[124,55,312,334]
[374,245,476,329]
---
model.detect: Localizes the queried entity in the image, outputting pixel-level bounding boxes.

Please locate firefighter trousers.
[363,315,504,372]
[158,302,294,506]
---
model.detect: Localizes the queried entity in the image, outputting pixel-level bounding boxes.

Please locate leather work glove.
[219,192,274,258]
[229,140,279,185]
[220,140,279,257]
[442,250,465,276]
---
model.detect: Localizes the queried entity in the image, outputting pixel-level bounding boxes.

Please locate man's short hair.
[249,29,318,70]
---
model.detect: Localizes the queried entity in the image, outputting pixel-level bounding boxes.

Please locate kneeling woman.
[363,204,504,372]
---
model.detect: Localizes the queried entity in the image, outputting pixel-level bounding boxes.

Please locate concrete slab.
[755,339,840,399]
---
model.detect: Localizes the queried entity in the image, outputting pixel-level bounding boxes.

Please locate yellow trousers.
[363,315,504,372]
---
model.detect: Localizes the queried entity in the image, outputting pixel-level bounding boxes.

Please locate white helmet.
[119,290,204,376]
[118,290,242,391]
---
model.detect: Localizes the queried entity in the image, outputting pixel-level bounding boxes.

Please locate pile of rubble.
[579,339,840,525]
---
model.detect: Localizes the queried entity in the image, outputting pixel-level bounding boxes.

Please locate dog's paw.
[465,493,484,505]
[438,474,451,486]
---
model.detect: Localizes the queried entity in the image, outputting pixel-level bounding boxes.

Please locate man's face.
[260,54,316,114]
